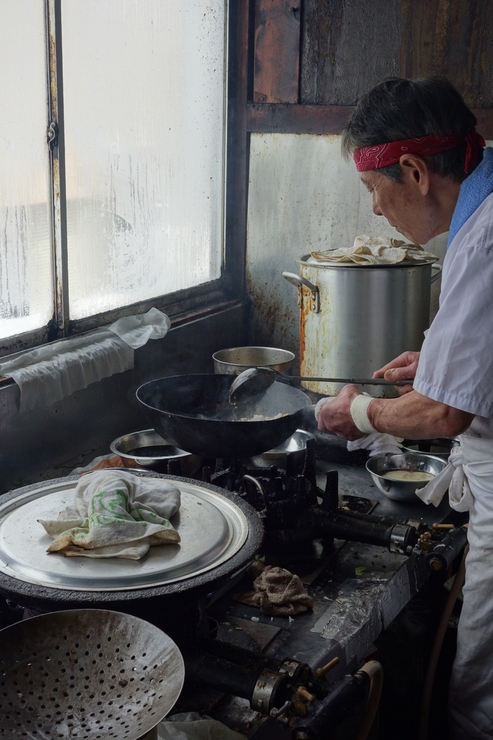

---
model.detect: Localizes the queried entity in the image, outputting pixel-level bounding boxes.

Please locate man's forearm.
[367,390,473,439]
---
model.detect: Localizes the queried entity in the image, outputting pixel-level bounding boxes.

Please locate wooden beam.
[247,103,353,133]
[247,103,493,140]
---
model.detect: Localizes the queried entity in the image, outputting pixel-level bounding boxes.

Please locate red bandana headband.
[353,129,485,174]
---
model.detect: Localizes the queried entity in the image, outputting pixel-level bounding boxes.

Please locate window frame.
[0,0,249,358]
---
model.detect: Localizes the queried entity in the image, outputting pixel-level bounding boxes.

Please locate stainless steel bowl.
[212,346,295,375]
[366,452,446,503]
[246,429,314,470]
[110,429,204,477]
[401,437,460,461]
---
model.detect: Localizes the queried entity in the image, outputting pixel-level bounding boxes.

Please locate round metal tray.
[0,474,251,592]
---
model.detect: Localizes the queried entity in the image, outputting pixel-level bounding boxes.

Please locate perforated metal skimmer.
[0,609,184,739]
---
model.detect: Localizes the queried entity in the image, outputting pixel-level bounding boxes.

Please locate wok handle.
[296,404,318,431]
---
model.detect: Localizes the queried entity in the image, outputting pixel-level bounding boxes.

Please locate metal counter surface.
[192,456,462,738]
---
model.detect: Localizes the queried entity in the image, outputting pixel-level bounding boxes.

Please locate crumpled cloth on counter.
[38,470,180,559]
[0,307,170,414]
[234,561,314,616]
[159,712,247,740]
[310,235,437,265]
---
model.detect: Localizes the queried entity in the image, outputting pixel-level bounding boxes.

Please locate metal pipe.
[292,672,370,739]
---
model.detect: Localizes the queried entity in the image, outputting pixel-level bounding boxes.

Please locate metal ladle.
[229,366,413,404]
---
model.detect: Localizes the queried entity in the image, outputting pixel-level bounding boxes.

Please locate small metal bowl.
[366,452,446,503]
[212,346,295,375]
[246,429,314,470]
[110,429,204,478]
[401,437,460,461]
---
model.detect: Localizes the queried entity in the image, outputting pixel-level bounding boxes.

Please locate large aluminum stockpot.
[283,255,440,398]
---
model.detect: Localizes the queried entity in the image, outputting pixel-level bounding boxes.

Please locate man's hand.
[373,351,420,395]
[317,385,367,441]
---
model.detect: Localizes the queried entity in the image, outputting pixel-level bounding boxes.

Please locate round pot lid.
[0,473,259,593]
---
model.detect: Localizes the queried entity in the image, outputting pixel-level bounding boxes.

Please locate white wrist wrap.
[350,395,378,434]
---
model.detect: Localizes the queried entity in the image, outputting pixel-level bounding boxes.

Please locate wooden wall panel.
[299,0,493,107]
[400,0,493,107]
[301,0,403,104]
[250,0,493,135]
[247,104,493,140]
[254,0,301,102]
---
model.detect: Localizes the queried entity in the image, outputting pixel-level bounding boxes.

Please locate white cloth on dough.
[38,470,180,560]
[314,396,403,455]
[158,712,247,740]
[0,307,170,413]
[310,235,437,265]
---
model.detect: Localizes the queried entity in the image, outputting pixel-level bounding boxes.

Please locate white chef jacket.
[414,189,493,438]
[413,190,493,739]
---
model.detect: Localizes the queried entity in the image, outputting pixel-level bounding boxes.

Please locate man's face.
[360,169,433,245]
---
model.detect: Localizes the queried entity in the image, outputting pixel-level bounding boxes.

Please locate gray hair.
[341,77,479,182]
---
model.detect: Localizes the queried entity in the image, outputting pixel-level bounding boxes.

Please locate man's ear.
[399,154,430,195]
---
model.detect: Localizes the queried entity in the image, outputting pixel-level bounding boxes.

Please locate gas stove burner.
[209,461,419,566]
[211,464,318,531]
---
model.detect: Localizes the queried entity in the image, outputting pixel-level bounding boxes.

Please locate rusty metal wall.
[246,133,448,359]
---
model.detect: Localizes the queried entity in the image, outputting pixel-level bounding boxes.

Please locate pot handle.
[431,264,442,283]
[282,271,320,313]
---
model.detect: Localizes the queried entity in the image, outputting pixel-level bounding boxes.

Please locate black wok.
[136,374,312,458]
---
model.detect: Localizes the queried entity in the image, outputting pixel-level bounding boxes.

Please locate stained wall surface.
[246,133,448,358]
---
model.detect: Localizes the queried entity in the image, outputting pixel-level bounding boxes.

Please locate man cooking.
[316,77,493,740]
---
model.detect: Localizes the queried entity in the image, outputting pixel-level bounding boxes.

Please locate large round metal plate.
[0,475,250,592]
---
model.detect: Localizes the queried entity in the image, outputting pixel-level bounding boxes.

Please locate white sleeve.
[414,231,493,417]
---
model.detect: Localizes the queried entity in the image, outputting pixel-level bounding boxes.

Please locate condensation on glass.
[0,1,53,340]
[62,1,227,319]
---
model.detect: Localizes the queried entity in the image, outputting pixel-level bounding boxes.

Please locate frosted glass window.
[0,1,52,340]
[62,1,227,320]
